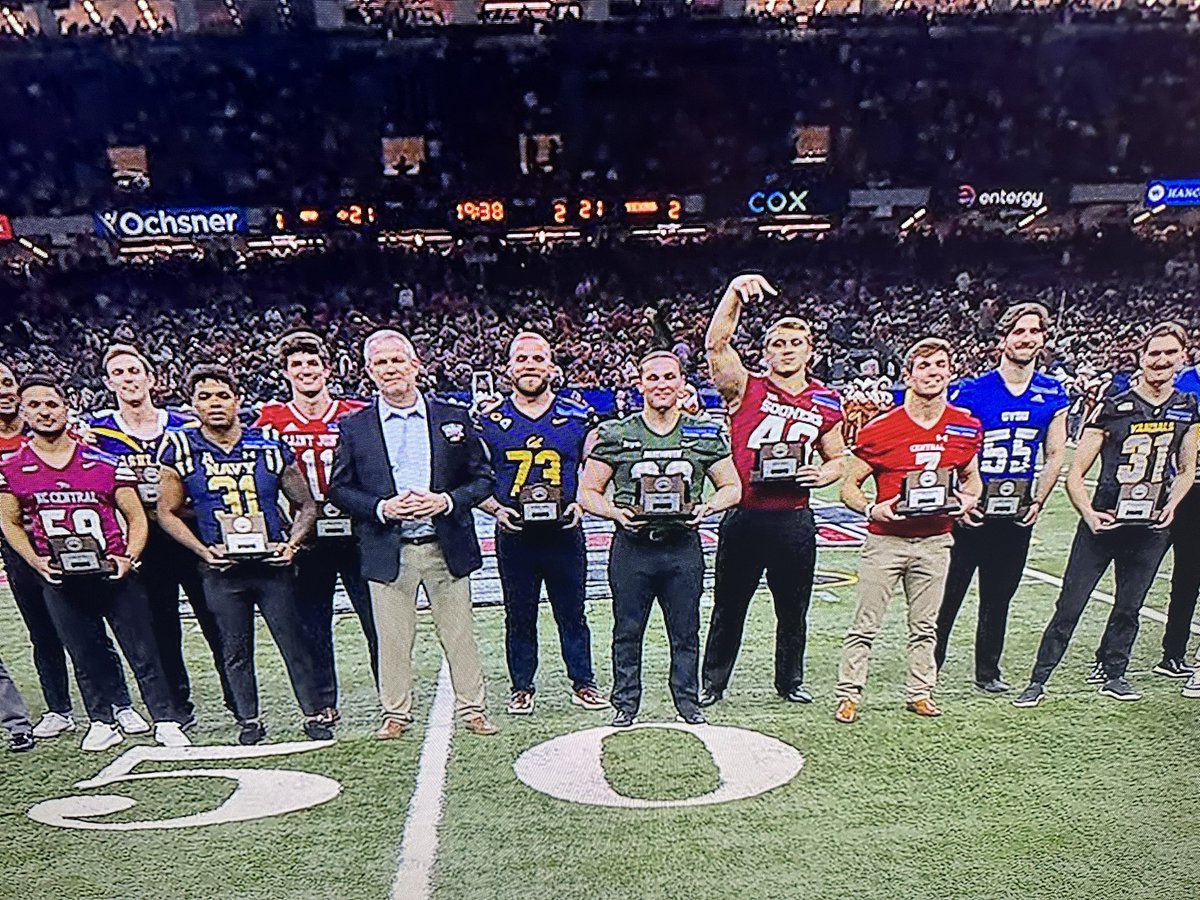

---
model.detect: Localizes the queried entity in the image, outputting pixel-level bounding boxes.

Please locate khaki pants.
[837,532,953,704]
[369,542,487,723]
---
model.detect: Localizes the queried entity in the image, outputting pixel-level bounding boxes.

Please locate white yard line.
[391,658,454,900]
[1023,566,1199,633]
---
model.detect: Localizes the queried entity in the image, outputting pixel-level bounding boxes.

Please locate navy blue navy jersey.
[88,408,196,505]
[476,394,596,505]
[949,371,1069,483]
[1087,388,1199,512]
[158,426,295,545]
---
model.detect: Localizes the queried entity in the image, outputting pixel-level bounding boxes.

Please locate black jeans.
[42,574,178,724]
[201,563,324,723]
[702,507,816,696]
[1031,521,1170,684]
[140,523,233,718]
[935,518,1032,682]
[609,529,703,718]
[294,536,378,707]
[496,526,595,693]
[2,540,129,715]
[1164,488,1200,662]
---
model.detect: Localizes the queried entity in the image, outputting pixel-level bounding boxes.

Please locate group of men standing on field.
[3,272,1200,755]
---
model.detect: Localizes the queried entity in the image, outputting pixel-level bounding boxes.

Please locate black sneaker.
[180,714,198,734]
[1152,658,1194,679]
[782,685,814,704]
[1012,683,1047,708]
[238,720,267,745]
[1085,662,1107,685]
[697,688,725,708]
[1099,677,1142,702]
[611,710,637,728]
[302,719,335,741]
[675,710,706,725]
[975,678,1012,694]
[9,732,35,753]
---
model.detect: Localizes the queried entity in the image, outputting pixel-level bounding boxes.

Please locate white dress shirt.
[375,393,451,538]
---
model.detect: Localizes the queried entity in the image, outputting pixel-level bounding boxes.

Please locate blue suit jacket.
[328,395,494,582]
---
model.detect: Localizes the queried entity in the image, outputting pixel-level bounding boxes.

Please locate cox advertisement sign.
[95,207,248,240]
[743,184,845,217]
[1145,180,1200,207]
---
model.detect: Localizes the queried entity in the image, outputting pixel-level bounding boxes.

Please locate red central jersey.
[853,403,983,537]
[730,374,844,511]
[253,398,366,501]
[0,443,136,557]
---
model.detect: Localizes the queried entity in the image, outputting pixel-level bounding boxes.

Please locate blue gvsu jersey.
[87,409,196,505]
[949,371,1069,482]
[477,395,596,506]
[158,426,295,545]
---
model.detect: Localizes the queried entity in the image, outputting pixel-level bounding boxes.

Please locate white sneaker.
[32,712,76,739]
[153,722,191,748]
[1182,672,1200,699]
[114,707,150,735]
[81,722,124,752]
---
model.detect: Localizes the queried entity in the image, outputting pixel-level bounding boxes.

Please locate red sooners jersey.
[853,404,982,537]
[253,399,365,501]
[0,431,28,462]
[730,374,844,511]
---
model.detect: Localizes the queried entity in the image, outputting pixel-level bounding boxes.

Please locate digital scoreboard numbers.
[274,204,377,232]
[454,199,506,226]
[622,196,684,222]
[552,197,607,226]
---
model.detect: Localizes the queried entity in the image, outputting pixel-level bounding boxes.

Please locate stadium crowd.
[1,21,1199,216]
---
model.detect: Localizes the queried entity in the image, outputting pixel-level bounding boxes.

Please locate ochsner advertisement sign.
[94,207,248,240]
[1145,180,1200,207]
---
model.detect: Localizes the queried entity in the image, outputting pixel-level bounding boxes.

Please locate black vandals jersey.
[1087,388,1199,512]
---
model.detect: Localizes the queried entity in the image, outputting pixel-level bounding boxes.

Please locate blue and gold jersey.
[477,394,596,505]
[949,371,1069,482]
[158,426,295,545]
[88,408,196,505]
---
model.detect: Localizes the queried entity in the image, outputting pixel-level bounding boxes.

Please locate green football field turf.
[1,489,1198,900]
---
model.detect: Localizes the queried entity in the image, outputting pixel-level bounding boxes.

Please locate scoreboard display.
[445,195,698,230]
[274,204,378,232]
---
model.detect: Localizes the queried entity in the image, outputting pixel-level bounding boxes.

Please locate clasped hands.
[381,489,450,521]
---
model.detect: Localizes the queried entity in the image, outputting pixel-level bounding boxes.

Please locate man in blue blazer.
[329,329,498,738]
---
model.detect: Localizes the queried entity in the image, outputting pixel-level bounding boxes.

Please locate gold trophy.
[519,483,563,523]
[315,501,353,538]
[896,468,956,517]
[752,441,811,483]
[48,535,114,576]
[215,511,271,558]
[981,478,1031,518]
[1115,481,1163,524]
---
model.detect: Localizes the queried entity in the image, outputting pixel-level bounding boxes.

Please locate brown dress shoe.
[834,699,859,724]
[905,698,943,718]
[461,714,499,736]
[374,719,412,740]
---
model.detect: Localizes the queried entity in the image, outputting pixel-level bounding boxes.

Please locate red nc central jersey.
[853,404,983,537]
[253,399,365,502]
[0,443,136,557]
[730,374,844,510]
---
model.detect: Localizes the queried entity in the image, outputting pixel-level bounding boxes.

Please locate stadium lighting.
[16,237,50,261]
[1016,205,1049,230]
[80,0,104,26]
[899,207,927,231]
[135,0,159,31]
[223,0,243,28]
[0,6,23,34]
[1132,203,1169,226]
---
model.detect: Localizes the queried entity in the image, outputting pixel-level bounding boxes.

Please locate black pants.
[1031,521,1170,684]
[140,524,233,719]
[42,575,178,724]
[496,526,595,693]
[1163,489,1200,662]
[702,507,816,696]
[2,541,130,715]
[935,519,1032,682]
[609,530,703,718]
[294,536,378,708]
[201,563,323,723]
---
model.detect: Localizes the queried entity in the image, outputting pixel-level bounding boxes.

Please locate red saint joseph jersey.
[0,432,28,461]
[853,404,983,538]
[253,399,366,502]
[0,443,136,557]
[730,374,844,510]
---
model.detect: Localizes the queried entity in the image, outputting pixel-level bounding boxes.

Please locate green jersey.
[590,412,731,510]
